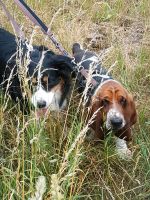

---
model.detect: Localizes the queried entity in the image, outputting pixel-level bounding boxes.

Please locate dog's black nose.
[110,117,123,128]
[37,101,46,108]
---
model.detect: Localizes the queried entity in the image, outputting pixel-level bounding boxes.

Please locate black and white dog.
[72,43,112,103]
[0,28,75,115]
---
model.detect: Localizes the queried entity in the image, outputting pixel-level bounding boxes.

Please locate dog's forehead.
[28,63,58,77]
[28,49,55,74]
[42,68,59,77]
[100,81,127,99]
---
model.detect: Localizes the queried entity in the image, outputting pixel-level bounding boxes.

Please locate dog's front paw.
[116,148,133,160]
[85,128,95,141]
[115,138,132,160]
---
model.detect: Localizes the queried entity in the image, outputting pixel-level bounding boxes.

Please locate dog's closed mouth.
[35,108,48,118]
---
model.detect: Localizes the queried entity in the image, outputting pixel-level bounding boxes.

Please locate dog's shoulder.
[0,28,17,61]
[0,28,15,41]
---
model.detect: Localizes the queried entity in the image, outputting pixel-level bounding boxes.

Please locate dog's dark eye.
[42,76,48,86]
[31,77,37,86]
[102,99,109,107]
[119,96,127,106]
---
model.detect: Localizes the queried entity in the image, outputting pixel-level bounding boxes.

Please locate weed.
[0,0,150,199]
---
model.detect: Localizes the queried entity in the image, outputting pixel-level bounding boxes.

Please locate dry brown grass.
[0,0,150,199]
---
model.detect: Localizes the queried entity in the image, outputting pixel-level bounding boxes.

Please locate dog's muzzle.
[106,108,126,130]
[110,116,123,130]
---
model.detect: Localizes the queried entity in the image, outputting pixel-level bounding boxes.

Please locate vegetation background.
[0,0,150,199]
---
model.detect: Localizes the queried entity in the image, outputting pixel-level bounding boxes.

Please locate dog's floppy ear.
[88,96,104,125]
[72,43,82,55]
[88,96,105,139]
[49,55,76,108]
[50,55,77,77]
[128,94,137,126]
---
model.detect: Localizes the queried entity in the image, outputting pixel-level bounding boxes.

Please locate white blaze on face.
[31,86,66,111]
[106,108,126,129]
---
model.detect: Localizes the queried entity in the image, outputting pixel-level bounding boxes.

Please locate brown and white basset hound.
[72,43,137,159]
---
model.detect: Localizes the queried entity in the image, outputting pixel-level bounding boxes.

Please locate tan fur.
[51,79,64,92]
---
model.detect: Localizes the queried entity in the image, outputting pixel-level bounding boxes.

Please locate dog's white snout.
[31,87,52,109]
[106,108,126,130]
[31,86,65,111]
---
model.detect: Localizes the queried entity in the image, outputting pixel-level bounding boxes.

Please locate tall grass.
[0,0,150,199]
